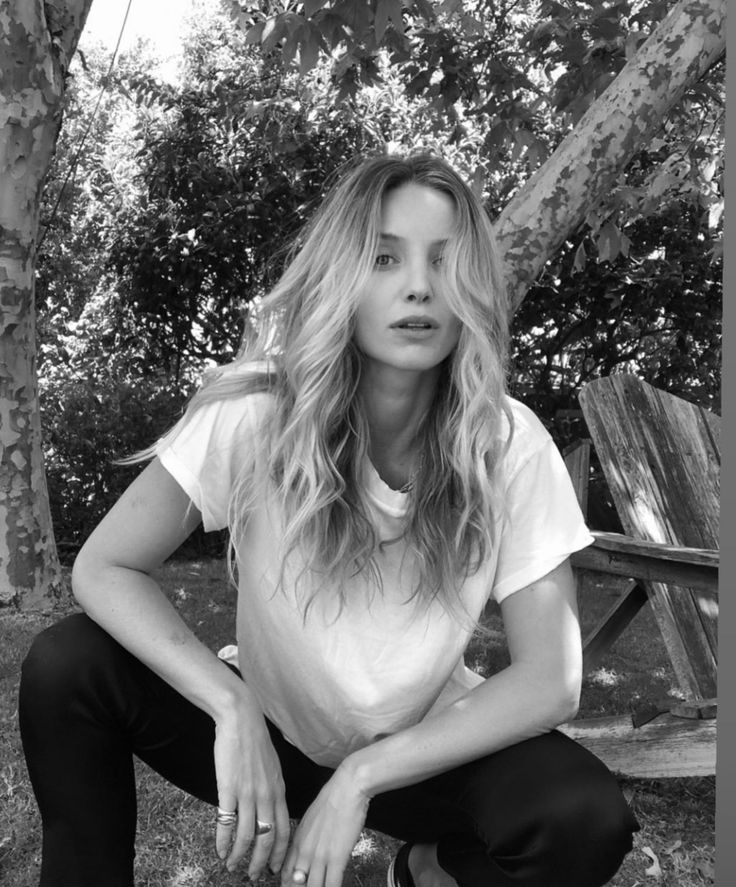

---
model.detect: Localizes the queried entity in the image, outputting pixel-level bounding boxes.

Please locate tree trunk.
[494,0,726,311]
[0,0,92,608]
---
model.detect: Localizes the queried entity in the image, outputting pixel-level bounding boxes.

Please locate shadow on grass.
[0,561,715,886]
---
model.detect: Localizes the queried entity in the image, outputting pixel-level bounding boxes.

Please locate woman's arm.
[281,559,581,887]
[72,458,291,876]
[346,557,581,791]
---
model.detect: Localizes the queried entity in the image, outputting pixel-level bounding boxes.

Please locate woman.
[20,153,638,887]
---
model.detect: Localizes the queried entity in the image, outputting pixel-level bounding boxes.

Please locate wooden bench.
[558,375,719,778]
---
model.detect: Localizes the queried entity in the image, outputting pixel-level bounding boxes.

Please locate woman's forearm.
[341,660,579,799]
[72,561,253,722]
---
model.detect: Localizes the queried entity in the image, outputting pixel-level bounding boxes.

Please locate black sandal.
[387,843,416,887]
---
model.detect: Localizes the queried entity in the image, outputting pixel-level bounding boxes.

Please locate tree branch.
[494,0,726,312]
[44,0,94,74]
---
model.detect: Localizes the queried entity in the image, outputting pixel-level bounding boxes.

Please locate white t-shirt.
[156,389,593,767]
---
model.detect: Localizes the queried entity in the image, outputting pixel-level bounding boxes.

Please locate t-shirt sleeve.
[492,416,594,604]
[154,394,268,533]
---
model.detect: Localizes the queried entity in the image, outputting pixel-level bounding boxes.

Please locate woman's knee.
[20,613,122,711]
[458,732,639,887]
[536,765,638,887]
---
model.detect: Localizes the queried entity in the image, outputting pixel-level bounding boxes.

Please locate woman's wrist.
[336,747,382,801]
[208,673,263,725]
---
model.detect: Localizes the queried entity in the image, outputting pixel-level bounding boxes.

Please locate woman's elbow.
[550,668,582,724]
[71,546,108,609]
[70,550,92,607]
[557,690,580,724]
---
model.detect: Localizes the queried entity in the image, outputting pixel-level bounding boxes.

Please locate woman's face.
[353,182,462,380]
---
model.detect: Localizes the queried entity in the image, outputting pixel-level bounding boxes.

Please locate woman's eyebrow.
[378,232,449,247]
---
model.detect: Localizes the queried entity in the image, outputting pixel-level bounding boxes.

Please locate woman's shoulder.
[195,361,279,422]
[496,396,555,476]
[160,362,278,452]
[501,396,552,445]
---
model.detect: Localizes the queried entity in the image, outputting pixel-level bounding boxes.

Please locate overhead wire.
[38,0,135,251]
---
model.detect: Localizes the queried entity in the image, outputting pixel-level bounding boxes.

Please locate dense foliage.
[36,0,723,554]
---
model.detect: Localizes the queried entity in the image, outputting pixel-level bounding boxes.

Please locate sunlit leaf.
[573,240,586,274]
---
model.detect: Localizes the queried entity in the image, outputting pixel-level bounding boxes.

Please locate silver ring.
[216,808,237,827]
[292,870,308,884]
[256,819,274,836]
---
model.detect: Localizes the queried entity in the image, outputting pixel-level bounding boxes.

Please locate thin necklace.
[398,451,424,494]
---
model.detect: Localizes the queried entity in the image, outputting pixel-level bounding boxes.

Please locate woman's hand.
[281,765,370,887]
[214,700,291,877]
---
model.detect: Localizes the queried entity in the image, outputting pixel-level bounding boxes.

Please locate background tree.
[0,0,93,608]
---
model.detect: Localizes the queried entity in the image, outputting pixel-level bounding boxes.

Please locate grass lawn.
[0,560,714,886]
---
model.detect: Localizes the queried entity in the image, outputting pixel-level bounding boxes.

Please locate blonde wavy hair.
[170,153,512,619]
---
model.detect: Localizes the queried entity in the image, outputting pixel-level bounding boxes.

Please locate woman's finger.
[282,834,315,887]
[247,808,277,879]
[305,860,325,887]
[280,843,300,887]
[269,797,292,873]
[215,795,238,860]
[226,802,255,871]
[324,858,347,887]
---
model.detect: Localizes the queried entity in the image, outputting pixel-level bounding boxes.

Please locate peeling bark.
[0,0,92,608]
[494,0,726,311]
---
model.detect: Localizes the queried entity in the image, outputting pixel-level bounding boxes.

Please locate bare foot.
[408,844,459,887]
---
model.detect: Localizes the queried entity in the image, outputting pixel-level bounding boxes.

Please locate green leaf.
[374,0,391,42]
[386,0,405,34]
[245,22,266,44]
[299,33,321,74]
[596,221,620,263]
[572,241,586,275]
[374,0,404,41]
[303,0,330,16]
[262,17,290,52]
[282,27,302,67]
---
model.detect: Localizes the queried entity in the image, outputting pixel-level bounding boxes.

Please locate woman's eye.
[433,254,445,266]
[375,254,394,267]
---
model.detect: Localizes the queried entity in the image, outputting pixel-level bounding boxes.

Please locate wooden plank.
[579,376,719,699]
[582,581,648,674]
[571,541,719,592]
[591,531,719,568]
[559,713,717,778]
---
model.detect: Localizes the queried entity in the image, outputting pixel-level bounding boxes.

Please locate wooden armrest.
[571,532,718,592]
[590,531,719,567]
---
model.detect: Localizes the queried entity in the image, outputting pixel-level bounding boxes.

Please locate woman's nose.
[404,261,432,302]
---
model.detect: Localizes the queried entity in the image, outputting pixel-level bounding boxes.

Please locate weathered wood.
[591,531,719,568]
[671,699,717,720]
[581,580,648,675]
[563,439,591,515]
[559,713,717,778]
[571,534,719,593]
[579,375,719,699]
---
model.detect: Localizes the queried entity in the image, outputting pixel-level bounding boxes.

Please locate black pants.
[19,614,639,887]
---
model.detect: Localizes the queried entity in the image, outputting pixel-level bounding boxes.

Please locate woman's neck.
[358,365,440,488]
